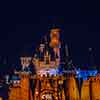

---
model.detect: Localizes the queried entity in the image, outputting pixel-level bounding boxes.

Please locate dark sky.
[0,1,100,69]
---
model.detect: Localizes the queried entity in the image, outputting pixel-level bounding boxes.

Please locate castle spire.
[65,44,69,57]
[88,48,96,69]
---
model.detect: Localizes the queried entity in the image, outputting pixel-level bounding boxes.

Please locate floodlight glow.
[37,68,59,76]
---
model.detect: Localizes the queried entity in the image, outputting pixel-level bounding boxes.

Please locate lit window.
[13,80,16,84]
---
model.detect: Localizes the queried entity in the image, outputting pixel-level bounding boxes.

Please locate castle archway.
[40,90,57,100]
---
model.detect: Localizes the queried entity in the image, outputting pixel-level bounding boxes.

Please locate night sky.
[0,1,100,73]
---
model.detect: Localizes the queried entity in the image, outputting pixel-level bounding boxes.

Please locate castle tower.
[8,80,21,100]
[49,28,61,59]
[66,74,80,100]
[90,75,100,100]
[8,74,23,100]
[81,79,90,100]
[81,75,100,100]
[20,72,32,100]
[9,72,33,100]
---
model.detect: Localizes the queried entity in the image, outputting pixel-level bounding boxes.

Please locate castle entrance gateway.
[33,74,66,100]
[40,90,55,100]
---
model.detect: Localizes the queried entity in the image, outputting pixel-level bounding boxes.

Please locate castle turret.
[20,57,31,71]
[8,75,21,100]
[81,79,90,100]
[65,74,80,100]
[89,75,100,100]
[8,72,33,100]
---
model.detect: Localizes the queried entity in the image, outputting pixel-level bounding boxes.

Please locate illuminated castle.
[8,27,100,100]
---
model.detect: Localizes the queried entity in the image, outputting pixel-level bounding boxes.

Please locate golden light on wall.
[58,80,63,85]
[50,38,60,48]
[0,97,2,100]
[49,28,61,48]
[81,80,90,100]
[50,28,61,39]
